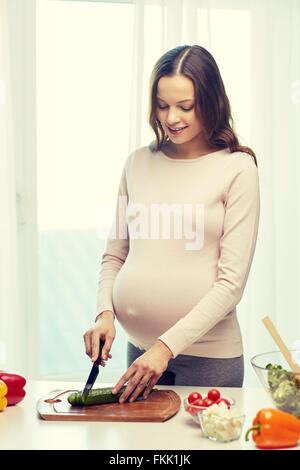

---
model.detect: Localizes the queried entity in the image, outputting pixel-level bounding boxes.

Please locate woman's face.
[156,74,204,147]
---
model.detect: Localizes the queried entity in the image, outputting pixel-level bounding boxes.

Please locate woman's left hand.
[112,340,173,403]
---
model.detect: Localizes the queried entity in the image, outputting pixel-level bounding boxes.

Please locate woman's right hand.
[83,310,116,365]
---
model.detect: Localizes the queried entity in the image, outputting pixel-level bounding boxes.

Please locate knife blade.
[82,339,105,399]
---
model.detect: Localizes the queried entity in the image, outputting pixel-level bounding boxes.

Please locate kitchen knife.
[82,339,105,399]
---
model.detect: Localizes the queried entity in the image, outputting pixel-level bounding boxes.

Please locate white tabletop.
[0,380,296,451]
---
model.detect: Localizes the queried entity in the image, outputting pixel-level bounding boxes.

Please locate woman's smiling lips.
[167,125,188,135]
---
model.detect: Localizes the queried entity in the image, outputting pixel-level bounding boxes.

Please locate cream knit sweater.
[96,145,260,358]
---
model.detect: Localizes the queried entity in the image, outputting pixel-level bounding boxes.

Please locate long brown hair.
[148,45,257,167]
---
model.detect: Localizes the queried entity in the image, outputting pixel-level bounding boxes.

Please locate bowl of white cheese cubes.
[198,402,245,442]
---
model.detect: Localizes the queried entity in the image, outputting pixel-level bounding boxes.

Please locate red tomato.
[187,392,202,404]
[216,398,231,409]
[207,388,221,402]
[202,397,214,407]
[192,398,206,407]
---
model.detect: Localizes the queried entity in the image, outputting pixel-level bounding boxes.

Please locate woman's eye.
[157,105,193,112]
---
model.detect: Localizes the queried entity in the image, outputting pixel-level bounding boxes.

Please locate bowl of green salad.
[251,350,300,418]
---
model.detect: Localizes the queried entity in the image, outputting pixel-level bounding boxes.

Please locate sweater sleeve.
[96,164,129,318]
[158,155,260,358]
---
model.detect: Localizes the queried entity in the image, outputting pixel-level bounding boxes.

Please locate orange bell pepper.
[245,408,300,449]
[0,380,8,411]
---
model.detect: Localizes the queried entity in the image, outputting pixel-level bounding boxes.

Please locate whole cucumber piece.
[68,386,155,406]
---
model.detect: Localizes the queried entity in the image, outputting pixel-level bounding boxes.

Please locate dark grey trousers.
[127,342,244,387]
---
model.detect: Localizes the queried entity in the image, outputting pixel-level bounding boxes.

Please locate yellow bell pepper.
[0,379,8,411]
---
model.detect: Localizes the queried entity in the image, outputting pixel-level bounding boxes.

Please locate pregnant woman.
[83,45,260,403]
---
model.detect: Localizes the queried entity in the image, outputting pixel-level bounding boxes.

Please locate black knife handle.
[94,339,105,366]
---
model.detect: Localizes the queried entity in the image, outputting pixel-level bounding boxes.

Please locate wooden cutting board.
[37,388,181,422]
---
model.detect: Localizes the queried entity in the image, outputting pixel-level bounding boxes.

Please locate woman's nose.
[166,108,181,125]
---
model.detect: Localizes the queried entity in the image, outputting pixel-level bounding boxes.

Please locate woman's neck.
[162,139,217,159]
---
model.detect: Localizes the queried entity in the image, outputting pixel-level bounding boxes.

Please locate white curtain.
[0,0,19,373]
[128,0,300,385]
[0,0,38,377]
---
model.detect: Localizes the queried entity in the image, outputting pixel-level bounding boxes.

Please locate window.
[37,0,251,383]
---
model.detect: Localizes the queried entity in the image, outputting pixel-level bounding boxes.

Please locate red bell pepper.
[0,371,26,406]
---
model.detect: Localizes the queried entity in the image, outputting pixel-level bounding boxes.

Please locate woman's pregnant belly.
[112,253,216,349]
